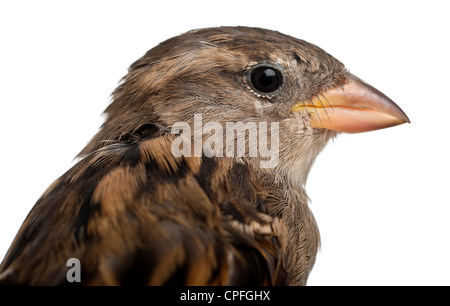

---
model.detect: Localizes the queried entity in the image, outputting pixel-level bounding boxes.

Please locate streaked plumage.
[0,27,409,285]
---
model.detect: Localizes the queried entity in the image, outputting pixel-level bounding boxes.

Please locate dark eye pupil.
[250,67,282,93]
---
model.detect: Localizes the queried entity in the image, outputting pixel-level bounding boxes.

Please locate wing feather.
[0,133,288,285]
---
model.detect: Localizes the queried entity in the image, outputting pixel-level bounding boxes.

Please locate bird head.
[81,26,409,190]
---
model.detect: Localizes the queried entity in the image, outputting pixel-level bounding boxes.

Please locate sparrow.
[0,26,409,286]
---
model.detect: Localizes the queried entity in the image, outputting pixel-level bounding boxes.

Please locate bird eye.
[247,64,284,96]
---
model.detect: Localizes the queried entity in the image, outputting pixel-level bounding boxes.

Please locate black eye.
[247,64,284,96]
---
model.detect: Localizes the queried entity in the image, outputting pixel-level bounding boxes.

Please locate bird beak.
[292,73,410,133]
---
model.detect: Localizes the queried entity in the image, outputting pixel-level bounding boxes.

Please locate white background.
[1,0,449,285]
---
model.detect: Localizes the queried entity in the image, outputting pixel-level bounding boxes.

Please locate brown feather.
[0,26,348,285]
